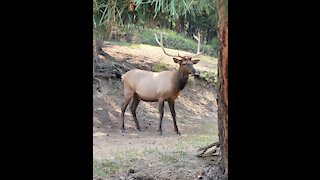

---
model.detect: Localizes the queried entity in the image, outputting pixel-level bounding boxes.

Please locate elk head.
[154,32,203,75]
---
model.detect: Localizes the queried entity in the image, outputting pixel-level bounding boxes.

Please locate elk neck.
[175,66,189,91]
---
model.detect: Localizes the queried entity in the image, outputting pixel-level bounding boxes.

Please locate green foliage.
[199,71,217,85]
[152,59,167,72]
[93,0,217,47]
[93,0,134,39]
[209,36,219,50]
[134,0,215,19]
[122,27,217,57]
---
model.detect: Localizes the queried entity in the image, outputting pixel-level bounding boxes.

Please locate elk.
[121,32,203,135]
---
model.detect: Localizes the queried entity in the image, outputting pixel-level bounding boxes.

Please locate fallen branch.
[198,142,220,152]
[196,142,221,158]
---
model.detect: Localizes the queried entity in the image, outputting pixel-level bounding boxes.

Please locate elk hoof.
[159,131,163,136]
[137,127,142,131]
[176,131,181,136]
[121,128,125,133]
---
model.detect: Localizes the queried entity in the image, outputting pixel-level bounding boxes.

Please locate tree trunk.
[207,28,211,43]
[180,16,185,34]
[188,21,193,37]
[216,0,228,178]
[201,0,228,179]
[165,17,169,29]
[175,18,180,33]
[217,22,228,179]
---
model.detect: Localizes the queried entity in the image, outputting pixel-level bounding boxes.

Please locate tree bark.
[216,0,228,178]
[198,2,227,179]
[217,23,228,178]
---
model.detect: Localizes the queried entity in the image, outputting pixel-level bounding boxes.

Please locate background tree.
[93,0,217,45]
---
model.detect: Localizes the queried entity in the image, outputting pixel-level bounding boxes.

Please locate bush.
[199,71,217,85]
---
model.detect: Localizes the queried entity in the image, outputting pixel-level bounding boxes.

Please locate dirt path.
[93,43,218,179]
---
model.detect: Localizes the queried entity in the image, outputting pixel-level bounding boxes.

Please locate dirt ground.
[93,43,218,180]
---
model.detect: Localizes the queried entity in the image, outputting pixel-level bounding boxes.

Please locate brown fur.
[121,58,199,135]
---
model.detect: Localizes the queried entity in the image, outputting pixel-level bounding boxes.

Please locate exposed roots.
[93,38,133,92]
[197,142,227,180]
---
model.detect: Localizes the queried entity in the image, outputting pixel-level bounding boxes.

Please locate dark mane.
[177,72,188,90]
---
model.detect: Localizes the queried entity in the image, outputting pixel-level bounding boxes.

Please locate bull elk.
[121,32,203,135]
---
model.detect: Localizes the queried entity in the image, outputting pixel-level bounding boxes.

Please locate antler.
[155,33,183,58]
[191,31,204,58]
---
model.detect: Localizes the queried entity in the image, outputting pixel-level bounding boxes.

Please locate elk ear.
[173,58,182,63]
[192,59,200,64]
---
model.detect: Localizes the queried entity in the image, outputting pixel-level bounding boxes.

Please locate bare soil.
[93,42,218,180]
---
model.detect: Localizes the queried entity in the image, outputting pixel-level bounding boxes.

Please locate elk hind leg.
[157,99,165,135]
[121,90,134,132]
[131,94,141,131]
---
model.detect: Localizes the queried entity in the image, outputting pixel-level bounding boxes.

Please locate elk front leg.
[168,100,181,135]
[158,99,165,135]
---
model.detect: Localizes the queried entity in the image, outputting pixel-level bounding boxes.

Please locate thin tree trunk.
[180,16,185,34]
[188,21,193,37]
[166,17,169,29]
[175,18,180,33]
[207,28,211,43]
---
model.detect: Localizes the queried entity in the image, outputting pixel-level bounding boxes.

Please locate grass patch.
[115,150,144,163]
[175,134,218,149]
[93,135,217,178]
[159,153,179,164]
[157,150,188,165]
[93,150,144,178]
[200,55,218,64]
[152,59,167,72]
[93,159,120,177]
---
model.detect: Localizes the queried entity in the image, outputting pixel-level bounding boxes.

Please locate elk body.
[121,33,203,135]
